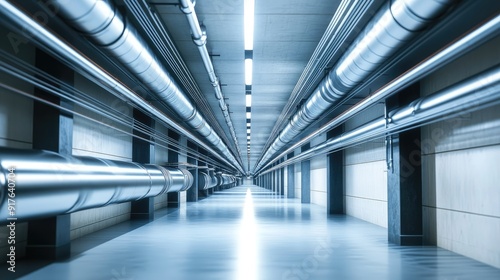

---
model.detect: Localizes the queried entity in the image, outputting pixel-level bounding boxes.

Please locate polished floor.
[4,185,500,280]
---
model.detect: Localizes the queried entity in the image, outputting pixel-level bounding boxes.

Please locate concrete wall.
[154,122,170,210]
[294,146,302,199]
[344,104,388,228]
[420,37,500,268]
[310,134,327,207]
[70,73,133,240]
[0,28,35,262]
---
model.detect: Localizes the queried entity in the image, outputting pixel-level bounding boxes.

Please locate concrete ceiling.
[150,0,341,173]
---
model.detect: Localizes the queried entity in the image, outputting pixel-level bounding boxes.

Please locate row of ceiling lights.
[244,0,254,164]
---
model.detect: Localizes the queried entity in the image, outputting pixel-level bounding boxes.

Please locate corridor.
[5,186,500,280]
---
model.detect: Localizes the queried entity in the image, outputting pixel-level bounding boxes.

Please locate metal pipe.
[256,14,500,173]
[0,147,193,221]
[178,0,242,160]
[198,171,217,190]
[259,64,500,175]
[50,0,243,173]
[255,0,454,171]
[0,1,241,173]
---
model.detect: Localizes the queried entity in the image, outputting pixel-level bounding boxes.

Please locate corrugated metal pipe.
[0,1,240,173]
[178,0,242,159]
[0,147,193,221]
[256,14,500,173]
[255,0,454,171]
[197,172,235,190]
[259,64,500,175]
[52,0,242,173]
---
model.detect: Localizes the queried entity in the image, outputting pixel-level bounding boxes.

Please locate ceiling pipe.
[255,14,500,174]
[0,1,241,174]
[254,0,454,172]
[0,147,193,221]
[259,64,500,175]
[51,0,244,173]
[178,0,243,162]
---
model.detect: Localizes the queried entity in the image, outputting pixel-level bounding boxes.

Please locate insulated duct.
[0,147,193,221]
[255,0,454,171]
[0,1,239,173]
[52,0,242,173]
[178,0,242,159]
[256,14,500,173]
[198,171,217,190]
[260,64,500,174]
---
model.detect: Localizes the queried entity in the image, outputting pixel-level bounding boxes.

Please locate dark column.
[280,158,285,196]
[387,84,423,245]
[168,130,180,208]
[287,152,295,198]
[301,143,311,203]
[187,141,198,202]
[327,125,344,214]
[27,49,72,259]
[131,109,155,220]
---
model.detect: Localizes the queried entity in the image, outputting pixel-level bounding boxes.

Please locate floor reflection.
[237,188,258,280]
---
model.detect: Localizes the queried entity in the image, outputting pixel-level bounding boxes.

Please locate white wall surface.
[343,103,387,227]
[70,73,133,240]
[420,36,500,268]
[310,134,327,207]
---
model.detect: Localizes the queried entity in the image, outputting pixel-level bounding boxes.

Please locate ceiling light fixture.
[246,93,252,107]
[245,58,253,85]
[244,0,255,51]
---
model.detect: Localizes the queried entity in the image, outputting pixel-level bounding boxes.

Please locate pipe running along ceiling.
[52,0,244,173]
[260,63,500,174]
[254,0,454,172]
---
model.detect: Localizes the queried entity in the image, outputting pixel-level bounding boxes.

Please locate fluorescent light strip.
[244,0,255,50]
[246,94,252,107]
[246,112,251,118]
[245,58,253,85]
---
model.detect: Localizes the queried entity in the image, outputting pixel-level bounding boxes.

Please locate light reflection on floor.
[3,185,499,280]
[237,188,258,280]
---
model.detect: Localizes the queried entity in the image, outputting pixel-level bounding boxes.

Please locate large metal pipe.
[198,171,217,190]
[255,0,454,171]
[256,14,500,173]
[0,148,193,221]
[0,1,240,174]
[51,0,243,173]
[259,64,500,175]
[179,0,242,159]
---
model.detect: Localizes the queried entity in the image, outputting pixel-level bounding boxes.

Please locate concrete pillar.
[301,143,311,203]
[387,84,423,245]
[280,158,285,196]
[186,141,198,202]
[131,109,155,220]
[287,152,295,198]
[167,129,180,208]
[27,49,73,260]
[327,125,344,214]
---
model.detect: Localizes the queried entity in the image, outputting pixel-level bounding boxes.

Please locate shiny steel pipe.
[51,0,243,173]
[198,171,218,190]
[0,1,240,174]
[256,14,500,173]
[255,0,454,171]
[179,0,242,158]
[0,148,193,221]
[259,64,500,175]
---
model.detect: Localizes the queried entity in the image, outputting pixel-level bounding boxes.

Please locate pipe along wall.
[0,147,195,222]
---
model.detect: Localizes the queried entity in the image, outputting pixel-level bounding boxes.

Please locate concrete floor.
[3,185,500,280]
